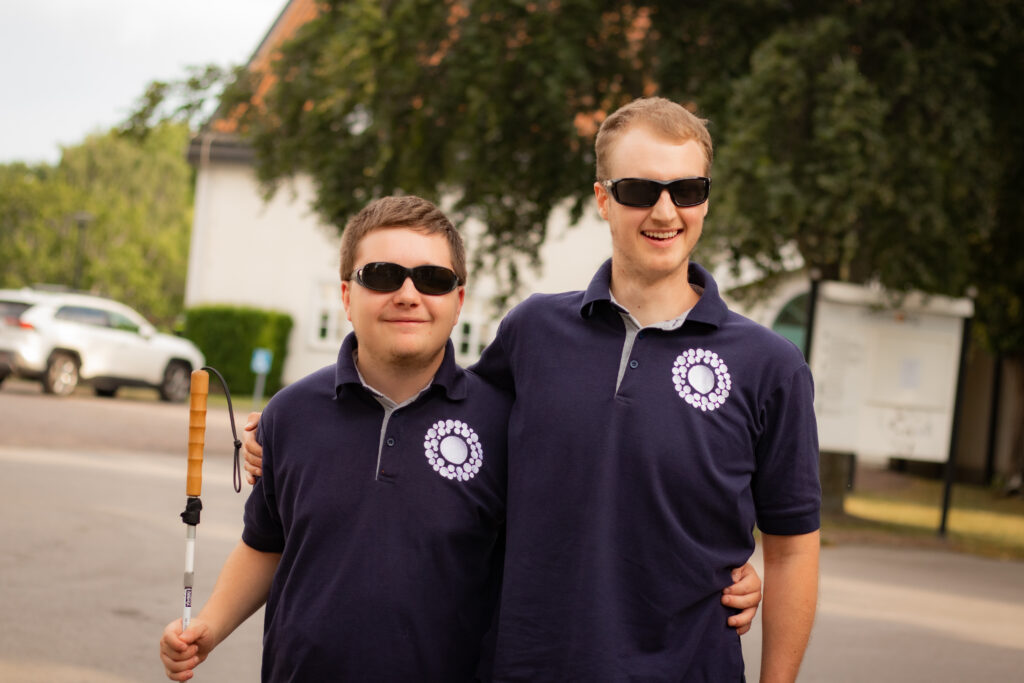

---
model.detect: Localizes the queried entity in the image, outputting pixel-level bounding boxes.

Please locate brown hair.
[339,195,467,284]
[594,97,713,180]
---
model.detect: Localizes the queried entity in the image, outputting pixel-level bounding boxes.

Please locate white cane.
[181,369,208,631]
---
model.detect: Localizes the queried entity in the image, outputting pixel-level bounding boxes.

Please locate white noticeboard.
[809,282,973,465]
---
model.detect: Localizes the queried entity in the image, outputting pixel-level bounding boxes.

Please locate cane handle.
[186,370,209,497]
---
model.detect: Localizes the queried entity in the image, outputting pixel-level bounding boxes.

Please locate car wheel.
[94,386,118,398]
[159,361,191,402]
[43,352,79,396]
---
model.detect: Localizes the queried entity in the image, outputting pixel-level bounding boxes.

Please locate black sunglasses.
[602,177,711,208]
[353,262,462,295]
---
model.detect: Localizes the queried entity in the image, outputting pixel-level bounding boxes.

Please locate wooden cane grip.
[186,370,209,497]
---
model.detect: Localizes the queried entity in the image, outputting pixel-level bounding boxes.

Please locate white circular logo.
[672,348,732,412]
[423,419,483,481]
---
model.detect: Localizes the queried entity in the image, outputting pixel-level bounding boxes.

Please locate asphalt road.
[0,379,261,682]
[2,378,1023,681]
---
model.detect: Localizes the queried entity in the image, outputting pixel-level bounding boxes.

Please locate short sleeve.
[752,363,821,535]
[242,419,285,552]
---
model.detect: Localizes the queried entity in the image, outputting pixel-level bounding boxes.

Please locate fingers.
[727,605,757,636]
[242,412,264,481]
[243,454,263,482]
[723,561,761,596]
[723,561,762,634]
[159,620,199,680]
[162,652,198,681]
[722,587,760,610]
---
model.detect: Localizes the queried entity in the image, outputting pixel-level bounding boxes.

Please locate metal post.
[984,352,1004,485]
[803,271,822,361]
[939,315,973,537]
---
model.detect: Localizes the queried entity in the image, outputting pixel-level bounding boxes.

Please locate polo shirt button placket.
[379,436,398,480]
[629,359,639,369]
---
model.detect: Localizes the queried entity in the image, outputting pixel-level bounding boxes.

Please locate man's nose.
[392,276,421,303]
[650,187,677,220]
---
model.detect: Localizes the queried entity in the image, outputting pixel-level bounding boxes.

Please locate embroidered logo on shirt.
[423,419,483,482]
[672,348,732,412]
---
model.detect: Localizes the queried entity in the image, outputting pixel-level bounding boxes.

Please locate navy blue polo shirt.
[472,260,820,682]
[243,334,510,682]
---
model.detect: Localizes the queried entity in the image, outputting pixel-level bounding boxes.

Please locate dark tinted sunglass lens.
[668,179,708,206]
[614,179,661,207]
[412,266,460,295]
[359,262,407,291]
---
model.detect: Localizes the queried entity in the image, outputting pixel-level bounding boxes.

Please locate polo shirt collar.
[579,258,729,329]
[334,333,467,401]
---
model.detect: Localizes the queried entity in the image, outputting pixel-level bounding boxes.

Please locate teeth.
[642,230,680,240]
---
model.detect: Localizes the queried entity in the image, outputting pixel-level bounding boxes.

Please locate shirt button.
[386,437,395,447]
[629,360,639,369]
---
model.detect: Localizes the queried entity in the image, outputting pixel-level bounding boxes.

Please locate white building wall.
[186,159,349,382]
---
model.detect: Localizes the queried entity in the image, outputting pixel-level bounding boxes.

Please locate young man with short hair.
[472,97,821,681]
[159,196,512,681]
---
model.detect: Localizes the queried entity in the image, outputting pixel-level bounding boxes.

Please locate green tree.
[710,17,892,285]
[226,0,1023,345]
[0,163,85,288]
[119,64,233,142]
[0,121,195,328]
[228,1,1021,289]
[226,0,672,292]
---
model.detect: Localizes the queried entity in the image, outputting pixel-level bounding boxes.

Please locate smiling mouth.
[642,229,681,241]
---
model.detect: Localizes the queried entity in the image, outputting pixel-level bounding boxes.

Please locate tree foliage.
[223,0,1023,355]
[227,0,668,291]
[119,64,234,142]
[0,122,194,328]
[711,1,1016,305]
[0,164,84,288]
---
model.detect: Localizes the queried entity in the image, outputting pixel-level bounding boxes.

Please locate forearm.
[196,539,280,650]
[759,530,820,683]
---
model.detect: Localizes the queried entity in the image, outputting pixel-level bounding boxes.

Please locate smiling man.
[470,98,822,682]
[159,196,511,681]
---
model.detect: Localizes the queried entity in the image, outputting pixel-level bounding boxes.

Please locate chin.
[387,345,442,367]
[641,255,690,276]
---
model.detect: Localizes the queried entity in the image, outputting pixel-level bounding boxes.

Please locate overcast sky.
[1,0,286,165]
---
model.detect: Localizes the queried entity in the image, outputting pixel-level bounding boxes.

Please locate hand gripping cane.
[180,369,208,631]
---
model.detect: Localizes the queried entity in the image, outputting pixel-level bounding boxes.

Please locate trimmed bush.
[183,305,293,396]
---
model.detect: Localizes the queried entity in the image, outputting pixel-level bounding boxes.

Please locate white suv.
[0,288,205,401]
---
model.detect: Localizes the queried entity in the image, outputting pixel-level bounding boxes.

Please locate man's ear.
[594,181,610,221]
[341,281,352,322]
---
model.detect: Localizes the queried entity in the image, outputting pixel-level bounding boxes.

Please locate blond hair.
[595,97,713,180]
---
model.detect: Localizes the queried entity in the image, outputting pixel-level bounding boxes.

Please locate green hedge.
[183,305,293,396]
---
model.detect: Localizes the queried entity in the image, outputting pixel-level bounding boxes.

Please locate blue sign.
[250,348,273,375]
